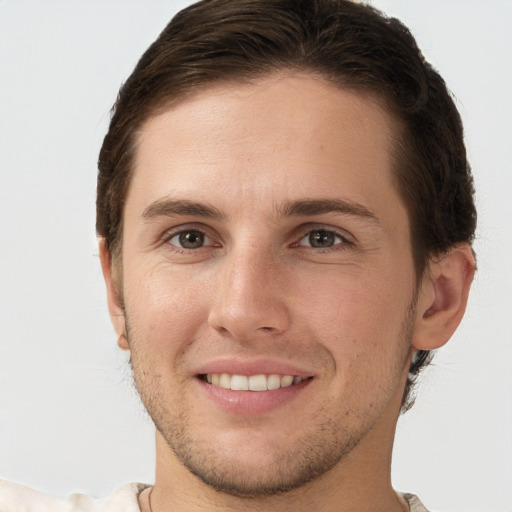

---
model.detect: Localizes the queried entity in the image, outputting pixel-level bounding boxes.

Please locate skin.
[100,72,475,512]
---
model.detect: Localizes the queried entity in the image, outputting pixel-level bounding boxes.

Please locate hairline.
[108,67,426,278]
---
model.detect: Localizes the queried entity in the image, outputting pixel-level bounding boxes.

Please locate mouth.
[199,373,311,391]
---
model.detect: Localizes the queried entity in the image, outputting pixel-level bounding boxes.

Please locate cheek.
[294,265,413,371]
[122,262,212,354]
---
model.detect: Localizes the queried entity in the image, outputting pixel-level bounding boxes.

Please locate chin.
[155,415,363,498]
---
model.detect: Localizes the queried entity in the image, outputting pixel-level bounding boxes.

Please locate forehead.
[128,72,405,227]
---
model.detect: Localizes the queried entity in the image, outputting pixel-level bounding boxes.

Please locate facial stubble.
[124,302,415,499]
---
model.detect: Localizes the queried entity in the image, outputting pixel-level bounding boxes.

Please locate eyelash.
[162,225,217,253]
[162,225,354,253]
[293,227,353,252]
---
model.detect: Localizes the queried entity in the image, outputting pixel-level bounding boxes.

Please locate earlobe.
[412,244,476,351]
[117,333,130,351]
[99,238,129,350]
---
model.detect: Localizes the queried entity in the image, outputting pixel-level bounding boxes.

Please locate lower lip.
[197,377,312,414]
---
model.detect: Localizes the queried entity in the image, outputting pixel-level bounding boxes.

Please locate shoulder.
[0,480,148,512]
[401,493,434,512]
[401,493,444,512]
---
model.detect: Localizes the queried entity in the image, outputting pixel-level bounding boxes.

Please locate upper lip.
[194,357,315,378]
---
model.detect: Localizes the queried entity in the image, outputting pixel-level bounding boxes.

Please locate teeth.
[219,373,231,389]
[204,373,307,391]
[249,374,267,391]
[230,374,249,391]
[267,374,281,390]
[281,375,294,386]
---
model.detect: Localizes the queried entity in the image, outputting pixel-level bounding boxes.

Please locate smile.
[202,373,308,391]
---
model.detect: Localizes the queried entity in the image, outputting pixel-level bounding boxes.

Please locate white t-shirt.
[0,481,147,512]
[0,480,431,511]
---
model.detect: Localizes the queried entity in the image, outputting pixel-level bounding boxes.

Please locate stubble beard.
[154,405,362,498]
[125,304,415,499]
[136,379,364,498]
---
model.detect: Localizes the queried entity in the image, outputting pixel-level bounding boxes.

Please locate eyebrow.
[278,199,379,223]
[142,198,224,221]
[141,197,379,224]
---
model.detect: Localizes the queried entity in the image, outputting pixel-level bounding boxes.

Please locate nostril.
[208,298,291,339]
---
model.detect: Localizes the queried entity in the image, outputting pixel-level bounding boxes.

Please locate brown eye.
[170,230,209,249]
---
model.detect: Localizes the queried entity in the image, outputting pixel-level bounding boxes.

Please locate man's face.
[114,73,419,496]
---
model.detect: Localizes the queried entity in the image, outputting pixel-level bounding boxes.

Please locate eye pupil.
[309,230,335,248]
[179,230,204,248]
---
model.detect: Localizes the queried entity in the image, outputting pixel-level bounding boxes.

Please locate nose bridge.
[208,238,290,339]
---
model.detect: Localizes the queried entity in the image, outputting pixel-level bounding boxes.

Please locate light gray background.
[0,2,510,511]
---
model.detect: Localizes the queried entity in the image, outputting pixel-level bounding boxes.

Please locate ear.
[412,244,476,350]
[99,238,129,350]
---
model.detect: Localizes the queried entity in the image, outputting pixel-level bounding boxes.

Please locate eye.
[168,229,211,249]
[298,229,346,249]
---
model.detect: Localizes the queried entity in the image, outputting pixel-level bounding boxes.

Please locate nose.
[208,244,291,340]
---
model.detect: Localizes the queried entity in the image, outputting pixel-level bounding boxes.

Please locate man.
[0,0,476,510]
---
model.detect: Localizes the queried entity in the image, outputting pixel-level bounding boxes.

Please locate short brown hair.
[97,0,477,410]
